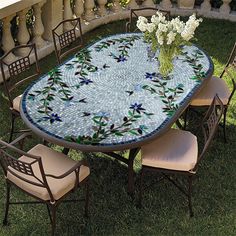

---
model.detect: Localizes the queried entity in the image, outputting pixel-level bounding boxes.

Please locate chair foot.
[2,219,9,226]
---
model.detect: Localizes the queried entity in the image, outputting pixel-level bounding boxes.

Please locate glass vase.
[158,46,175,79]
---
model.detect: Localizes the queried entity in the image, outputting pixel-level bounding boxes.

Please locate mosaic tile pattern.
[21,33,213,147]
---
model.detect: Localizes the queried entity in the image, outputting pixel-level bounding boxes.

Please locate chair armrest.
[45,160,89,179]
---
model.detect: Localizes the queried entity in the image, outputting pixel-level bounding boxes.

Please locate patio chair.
[52,17,83,64]
[0,132,90,236]
[185,42,236,142]
[0,44,40,142]
[126,8,170,33]
[139,95,224,217]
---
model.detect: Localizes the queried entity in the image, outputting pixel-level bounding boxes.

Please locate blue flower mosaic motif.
[80,77,93,85]
[130,103,146,114]
[42,113,62,124]
[145,72,157,80]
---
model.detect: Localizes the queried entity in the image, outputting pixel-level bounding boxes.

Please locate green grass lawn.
[0,18,236,235]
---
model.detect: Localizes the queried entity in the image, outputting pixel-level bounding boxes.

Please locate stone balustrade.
[0,0,236,82]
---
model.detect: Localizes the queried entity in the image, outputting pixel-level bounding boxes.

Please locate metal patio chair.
[52,17,83,64]
[126,8,170,32]
[185,42,236,142]
[0,44,40,142]
[139,95,224,217]
[0,133,90,235]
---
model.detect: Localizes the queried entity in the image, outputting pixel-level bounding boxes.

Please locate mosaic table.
[21,33,213,194]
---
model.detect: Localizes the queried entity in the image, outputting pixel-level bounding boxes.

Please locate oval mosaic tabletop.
[21,33,213,152]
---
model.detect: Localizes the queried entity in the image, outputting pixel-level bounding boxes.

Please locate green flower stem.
[159,46,176,78]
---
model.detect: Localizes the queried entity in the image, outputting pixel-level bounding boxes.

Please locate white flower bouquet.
[137,12,203,78]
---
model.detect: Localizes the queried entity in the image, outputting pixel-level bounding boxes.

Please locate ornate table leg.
[103,147,140,197]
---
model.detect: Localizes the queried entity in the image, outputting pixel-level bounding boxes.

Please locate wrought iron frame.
[0,133,89,235]
[184,42,236,142]
[126,8,170,33]
[139,95,224,217]
[0,44,40,142]
[52,17,83,64]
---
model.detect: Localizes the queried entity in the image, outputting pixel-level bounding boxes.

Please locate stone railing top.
[0,0,43,19]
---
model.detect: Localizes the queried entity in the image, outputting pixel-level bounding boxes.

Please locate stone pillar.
[74,0,85,19]
[220,0,232,15]
[160,0,172,10]
[1,14,17,63]
[143,0,155,7]
[200,0,211,14]
[32,2,46,47]
[41,0,63,41]
[127,0,139,9]
[113,0,122,13]
[97,0,107,16]
[84,0,95,21]
[63,0,74,31]
[17,8,31,56]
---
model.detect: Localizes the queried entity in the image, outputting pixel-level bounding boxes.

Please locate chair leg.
[50,205,57,236]
[84,181,89,218]
[3,183,11,226]
[46,204,52,224]
[183,107,189,130]
[223,107,228,143]
[9,114,16,143]
[138,168,144,208]
[188,176,194,217]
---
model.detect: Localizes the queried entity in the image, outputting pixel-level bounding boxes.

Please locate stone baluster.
[113,0,122,13]
[200,0,211,14]
[143,0,155,7]
[159,0,172,10]
[42,0,63,41]
[84,0,95,21]
[63,0,74,31]
[97,0,107,16]
[33,2,46,47]
[220,0,232,15]
[1,14,17,63]
[127,0,138,9]
[16,8,31,56]
[74,0,85,19]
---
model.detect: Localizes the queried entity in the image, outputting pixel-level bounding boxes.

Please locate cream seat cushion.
[141,129,198,172]
[191,76,231,106]
[12,94,22,112]
[7,144,90,201]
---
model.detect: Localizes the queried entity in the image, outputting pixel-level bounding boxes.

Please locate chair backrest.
[220,42,236,105]
[126,8,170,32]
[0,44,40,108]
[196,95,224,168]
[52,17,83,64]
[0,140,54,202]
